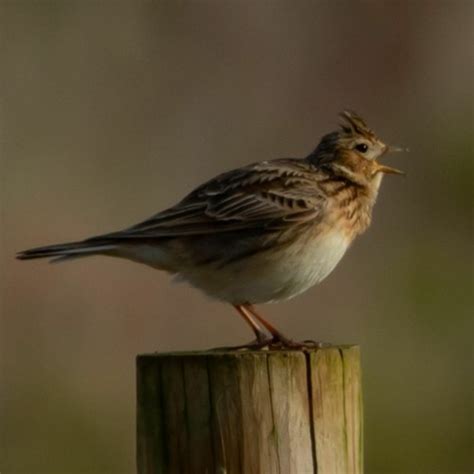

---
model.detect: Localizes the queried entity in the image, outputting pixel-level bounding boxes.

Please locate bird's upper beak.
[376,144,407,176]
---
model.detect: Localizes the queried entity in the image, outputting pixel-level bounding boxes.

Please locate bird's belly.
[180,231,350,304]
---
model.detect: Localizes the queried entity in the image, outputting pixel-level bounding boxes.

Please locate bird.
[17,111,404,348]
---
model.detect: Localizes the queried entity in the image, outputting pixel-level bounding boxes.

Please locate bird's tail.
[16,240,117,263]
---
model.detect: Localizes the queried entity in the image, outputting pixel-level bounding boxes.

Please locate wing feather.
[87,159,324,241]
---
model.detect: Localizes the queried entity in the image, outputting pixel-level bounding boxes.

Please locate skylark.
[17,111,404,348]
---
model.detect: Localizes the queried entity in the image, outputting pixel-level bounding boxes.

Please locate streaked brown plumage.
[17,111,404,348]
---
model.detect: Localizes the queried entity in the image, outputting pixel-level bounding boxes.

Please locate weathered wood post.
[137,346,362,474]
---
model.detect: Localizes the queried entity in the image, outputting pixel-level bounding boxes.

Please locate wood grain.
[137,347,362,474]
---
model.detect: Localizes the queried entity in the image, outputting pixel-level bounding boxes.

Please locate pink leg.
[233,304,267,343]
[243,304,295,344]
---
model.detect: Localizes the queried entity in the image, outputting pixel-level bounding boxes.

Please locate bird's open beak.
[376,164,405,175]
[377,144,408,176]
[386,145,407,153]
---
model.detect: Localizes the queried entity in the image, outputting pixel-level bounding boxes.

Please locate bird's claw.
[211,336,330,351]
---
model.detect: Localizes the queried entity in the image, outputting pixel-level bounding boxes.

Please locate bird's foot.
[210,338,272,351]
[211,335,331,351]
[211,328,272,351]
[266,336,330,350]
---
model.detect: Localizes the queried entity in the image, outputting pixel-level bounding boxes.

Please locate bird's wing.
[88,159,325,241]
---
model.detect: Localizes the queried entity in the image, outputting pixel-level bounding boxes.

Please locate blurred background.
[1,1,472,473]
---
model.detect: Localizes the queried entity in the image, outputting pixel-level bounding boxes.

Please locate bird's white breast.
[181,230,351,304]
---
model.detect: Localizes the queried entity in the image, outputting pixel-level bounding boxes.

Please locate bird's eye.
[355,143,368,153]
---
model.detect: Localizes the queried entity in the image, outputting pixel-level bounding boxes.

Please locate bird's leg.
[243,304,326,348]
[210,305,271,350]
[233,304,268,343]
[243,304,296,346]
[212,304,325,351]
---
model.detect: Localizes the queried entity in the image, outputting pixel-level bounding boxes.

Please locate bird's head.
[309,110,405,186]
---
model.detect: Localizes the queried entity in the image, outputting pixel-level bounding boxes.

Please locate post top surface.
[136,345,359,360]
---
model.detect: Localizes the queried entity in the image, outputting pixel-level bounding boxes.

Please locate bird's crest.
[339,110,375,139]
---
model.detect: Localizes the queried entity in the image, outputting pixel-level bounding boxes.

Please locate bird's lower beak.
[376,163,405,176]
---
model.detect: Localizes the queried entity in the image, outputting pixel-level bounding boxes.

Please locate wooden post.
[137,346,362,474]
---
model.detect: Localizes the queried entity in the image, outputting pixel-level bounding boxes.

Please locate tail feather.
[16,241,116,263]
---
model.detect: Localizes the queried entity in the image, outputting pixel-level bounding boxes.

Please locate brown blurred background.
[1,1,472,473]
